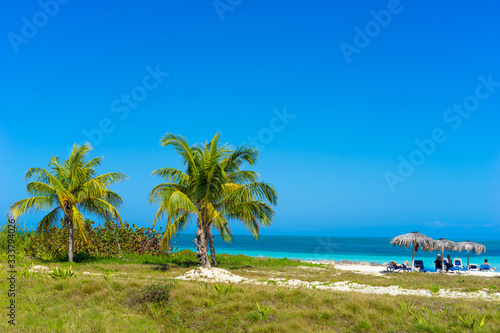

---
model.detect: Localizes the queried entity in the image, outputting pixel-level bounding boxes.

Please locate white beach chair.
[449,258,468,274]
[468,263,479,271]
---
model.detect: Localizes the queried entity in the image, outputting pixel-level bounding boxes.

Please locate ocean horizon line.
[174,233,500,242]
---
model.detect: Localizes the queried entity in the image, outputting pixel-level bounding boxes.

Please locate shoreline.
[174,246,500,274]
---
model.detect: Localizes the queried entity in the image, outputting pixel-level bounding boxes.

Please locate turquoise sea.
[171,235,500,268]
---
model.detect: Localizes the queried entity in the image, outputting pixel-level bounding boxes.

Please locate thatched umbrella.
[456,241,486,269]
[424,238,458,271]
[390,231,435,271]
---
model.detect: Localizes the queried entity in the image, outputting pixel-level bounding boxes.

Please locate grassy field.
[1,250,500,332]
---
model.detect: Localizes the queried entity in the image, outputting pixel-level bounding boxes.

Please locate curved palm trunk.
[194,222,211,268]
[206,226,217,267]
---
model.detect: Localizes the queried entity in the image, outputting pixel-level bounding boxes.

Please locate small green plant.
[204,298,214,308]
[20,264,36,278]
[277,286,292,293]
[422,306,431,315]
[398,298,414,312]
[211,284,235,295]
[256,302,271,320]
[409,309,428,325]
[102,271,114,281]
[458,315,485,331]
[428,285,440,294]
[439,307,451,316]
[267,280,277,285]
[50,266,77,279]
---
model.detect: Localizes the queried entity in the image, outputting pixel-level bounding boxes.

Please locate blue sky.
[1,0,499,239]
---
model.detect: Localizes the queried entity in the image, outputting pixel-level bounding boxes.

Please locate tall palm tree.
[149,133,278,268]
[9,143,128,262]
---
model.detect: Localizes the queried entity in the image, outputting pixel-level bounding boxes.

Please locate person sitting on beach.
[482,259,496,271]
[445,255,453,270]
[435,255,443,270]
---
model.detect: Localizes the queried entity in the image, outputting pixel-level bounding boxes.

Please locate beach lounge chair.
[448,259,468,273]
[386,263,411,273]
[468,264,479,271]
[414,260,437,273]
[480,264,492,272]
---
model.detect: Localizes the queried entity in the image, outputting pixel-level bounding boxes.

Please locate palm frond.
[91,172,129,187]
[71,205,88,243]
[149,183,184,205]
[151,167,188,183]
[36,207,62,233]
[160,213,190,251]
[9,196,56,219]
[26,181,57,197]
[222,145,259,172]
[228,170,260,184]
[25,167,65,190]
[225,182,278,205]
[160,133,198,174]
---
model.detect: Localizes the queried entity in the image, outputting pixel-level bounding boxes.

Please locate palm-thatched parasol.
[390,231,435,271]
[456,241,486,269]
[424,238,458,271]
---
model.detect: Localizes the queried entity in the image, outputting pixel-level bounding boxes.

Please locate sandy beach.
[300,259,500,278]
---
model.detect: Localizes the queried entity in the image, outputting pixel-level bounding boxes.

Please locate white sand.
[29,265,51,273]
[175,267,247,283]
[302,259,500,278]
[174,266,500,301]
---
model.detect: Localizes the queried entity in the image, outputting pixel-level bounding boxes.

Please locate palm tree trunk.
[206,227,217,267]
[194,220,211,268]
[68,222,74,262]
[64,200,74,262]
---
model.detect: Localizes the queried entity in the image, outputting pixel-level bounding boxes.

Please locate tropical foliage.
[149,133,278,267]
[23,219,173,260]
[9,143,128,261]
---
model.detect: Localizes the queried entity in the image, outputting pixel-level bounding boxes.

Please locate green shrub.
[256,302,271,320]
[50,266,78,279]
[21,219,176,260]
[212,284,235,295]
[128,283,172,308]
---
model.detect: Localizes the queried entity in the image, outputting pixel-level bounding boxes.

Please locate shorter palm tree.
[9,143,128,262]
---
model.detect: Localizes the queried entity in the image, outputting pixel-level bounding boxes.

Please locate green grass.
[1,250,500,332]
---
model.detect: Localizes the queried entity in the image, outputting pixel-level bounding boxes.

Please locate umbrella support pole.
[412,247,415,272]
[442,249,445,271]
[467,250,470,270]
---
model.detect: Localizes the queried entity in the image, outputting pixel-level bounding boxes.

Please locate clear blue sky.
[1,1,499,239]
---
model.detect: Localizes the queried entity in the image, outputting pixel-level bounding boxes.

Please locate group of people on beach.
[434,255,496,271]
[434,254,453,271]
[390,257,496,271]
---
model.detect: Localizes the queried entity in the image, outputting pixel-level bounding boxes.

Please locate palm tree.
[149,133,278,268]
[9,143,128,262]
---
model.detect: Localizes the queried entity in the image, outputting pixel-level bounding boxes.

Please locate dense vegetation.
[1,219,172,261]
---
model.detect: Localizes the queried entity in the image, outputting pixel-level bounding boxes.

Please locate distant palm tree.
[9,143,128,262]
[150,133,278,267]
